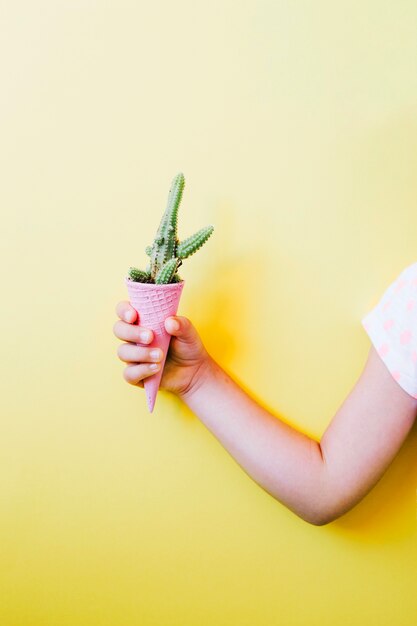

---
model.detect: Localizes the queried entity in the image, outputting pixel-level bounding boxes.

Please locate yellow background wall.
[1,1,416,624]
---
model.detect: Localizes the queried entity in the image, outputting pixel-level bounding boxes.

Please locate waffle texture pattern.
[125,277,185,412]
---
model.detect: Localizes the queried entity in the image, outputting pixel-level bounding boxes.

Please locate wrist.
[179,353,217,404]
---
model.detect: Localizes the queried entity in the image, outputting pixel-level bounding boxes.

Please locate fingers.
[113,300,153,343]
[115,300,137,323]
[114,300,160,388]
[165,316,181,333]
[164,315,196,343]
[114,301,154,343]
[123,362,161,386]
[113,320,154,343]
[117,343,163,364]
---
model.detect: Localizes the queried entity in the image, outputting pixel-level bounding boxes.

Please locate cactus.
[127,172,214,284]
[128,267,152,283]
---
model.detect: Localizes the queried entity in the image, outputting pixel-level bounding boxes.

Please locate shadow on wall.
[182,128,417,538]
[330,420,417,541]
[181,197,269,365]
[326,106,417,539]
[178,197,295,423]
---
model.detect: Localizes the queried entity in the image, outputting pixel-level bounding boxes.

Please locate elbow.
[301,501,349,526]
[305,513,336,527]
[301,509,340,526]
[283,500,339,526]
[297,492,347,526]
[302,484,360,525]
[297,443,348,526]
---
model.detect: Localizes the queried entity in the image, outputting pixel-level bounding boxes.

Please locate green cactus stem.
[128,172,214,284]
[155,257,182,284]
[149,172,184,281]
[177,225,214,259]
[128,267,151,283]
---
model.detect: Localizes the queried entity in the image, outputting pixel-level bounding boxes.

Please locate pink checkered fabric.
[361,261,417,399]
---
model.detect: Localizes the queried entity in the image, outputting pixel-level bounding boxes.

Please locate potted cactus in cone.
[125,172,214,412]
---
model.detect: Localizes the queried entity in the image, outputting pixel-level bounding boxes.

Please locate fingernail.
[169,318,180,331]
[149,363,160,370]
[125,311,133,322]
[150,349,162,361]
[140,331,151,342]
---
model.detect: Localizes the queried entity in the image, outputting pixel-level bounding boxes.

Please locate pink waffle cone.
[125,277,185,412]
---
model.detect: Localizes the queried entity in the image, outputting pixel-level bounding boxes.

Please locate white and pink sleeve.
[361,261,417,399]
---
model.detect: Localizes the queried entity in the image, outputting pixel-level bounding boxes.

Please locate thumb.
[164,316,199,345]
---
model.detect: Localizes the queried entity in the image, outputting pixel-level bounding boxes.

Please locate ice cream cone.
[125,277,185,412]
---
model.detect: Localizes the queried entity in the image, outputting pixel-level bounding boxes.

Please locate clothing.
[361,261,417,399]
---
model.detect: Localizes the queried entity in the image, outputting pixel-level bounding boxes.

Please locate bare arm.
[180,345,417,525]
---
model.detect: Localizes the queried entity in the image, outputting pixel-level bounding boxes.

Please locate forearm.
[180,355,327,525]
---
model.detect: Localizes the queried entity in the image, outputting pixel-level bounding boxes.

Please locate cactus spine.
[127,172,214,284]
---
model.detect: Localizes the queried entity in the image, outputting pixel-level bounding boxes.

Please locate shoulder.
[395,260,417,282]
[361,260,417,399]
[364,260,417,312]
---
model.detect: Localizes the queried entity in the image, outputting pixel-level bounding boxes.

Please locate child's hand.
[113,301,212,399]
